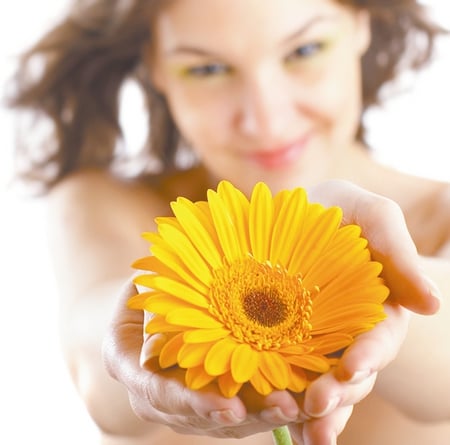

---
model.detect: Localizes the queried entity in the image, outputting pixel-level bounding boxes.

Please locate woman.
[8,0,449,444]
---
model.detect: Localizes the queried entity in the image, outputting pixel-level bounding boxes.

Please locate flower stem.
[272,426,293,445]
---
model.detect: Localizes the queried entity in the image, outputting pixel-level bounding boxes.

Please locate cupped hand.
[308,179,440,315]
[104,180,438,443]
[290,303,409,444]
[103,280,303,439]
[289,179,432,444]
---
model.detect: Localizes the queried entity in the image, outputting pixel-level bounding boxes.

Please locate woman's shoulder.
[372,165,450,255]
[46,166,209,224]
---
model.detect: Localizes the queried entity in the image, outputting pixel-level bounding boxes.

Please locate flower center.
[242,289,287,327]
[209,256,316,350]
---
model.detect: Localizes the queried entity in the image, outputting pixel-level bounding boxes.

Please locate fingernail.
[260,406,298,424]
[210,409,245,425]
[423,275,442,302]
[347,369,372,384]
[307,396,340,417]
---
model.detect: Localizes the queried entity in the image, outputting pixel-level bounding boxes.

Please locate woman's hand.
[288,179,438,444]
[103,179,440,443]
[308,179,441,315]
[103,280,304,439]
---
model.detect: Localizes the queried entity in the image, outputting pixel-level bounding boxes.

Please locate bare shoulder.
[369,164,450,256]
[46,168,178,246]
[401,175,450,256]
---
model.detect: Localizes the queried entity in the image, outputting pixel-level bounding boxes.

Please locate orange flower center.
[209,256,316,350]
[242,289,287,327]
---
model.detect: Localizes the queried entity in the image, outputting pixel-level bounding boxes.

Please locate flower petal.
[230,344,260,383]
[186,365,216,390]
[183,327,231,344]
[249,182,274,262]
[127,290,156,310]
[171,197,223,269]
[149,245,210,294]
[307,333,353,355]
[218,372,243,398]
[250,369,274,396]
[217,180,251,255]
[146,314,187,334]
[159,332,184,368]
[138,275,209,308]
[166,308,223,329]
[178,341,213,368]
[270,187,307,267]
[207,189,243,262]
[288,205,342,275]
[158,223,213,287]
[288,366,308,393]
[259,351,291,390]
[284,354,330,373]
[143,294,200,316]
[204,338,237,376]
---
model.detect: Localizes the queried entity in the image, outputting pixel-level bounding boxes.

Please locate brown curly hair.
[6,0,446,191]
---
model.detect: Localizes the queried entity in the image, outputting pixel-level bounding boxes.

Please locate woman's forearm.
[375,255,450,422]
[59,282,158,438]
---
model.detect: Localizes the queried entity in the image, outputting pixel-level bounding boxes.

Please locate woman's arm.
[47,169,166,438]
[374,253,450,422]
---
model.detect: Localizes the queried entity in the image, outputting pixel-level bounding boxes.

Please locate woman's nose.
[236,71,296,141]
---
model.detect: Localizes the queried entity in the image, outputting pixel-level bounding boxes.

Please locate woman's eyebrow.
[282,14,339,44]
[165,14,339,57]
[166,46,219,57]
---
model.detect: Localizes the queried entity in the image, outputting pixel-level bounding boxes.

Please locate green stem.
[272,426,293,445]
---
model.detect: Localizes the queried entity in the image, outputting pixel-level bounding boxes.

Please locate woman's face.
[150,0,370,194]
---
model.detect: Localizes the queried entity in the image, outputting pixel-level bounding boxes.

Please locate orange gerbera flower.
[130,181,389,398]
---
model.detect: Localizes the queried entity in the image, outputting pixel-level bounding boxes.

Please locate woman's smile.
[247,135,311,170]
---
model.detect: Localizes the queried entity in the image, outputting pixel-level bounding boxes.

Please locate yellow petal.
[178,341,213,368]
[208,189,243,261]
[270,187,307,267]
[218,371,243,398]
[307,333,353,355]
[230,344,260,383]
[138,275,209,308]
[204,338,237,376]
[284,354,330,373]
[183,327,231,344]
[249,182,274,262]
[259,351,291,389]
[288,366,308,393]
[159,332,184,368]
[149,245,210,294]
[250,369,274,396]
[146,314,186,334]
[127,290,155,310]
[186,365,216,390]
[288,205,342,275]
[158,223,213,287]
[143,294,200,316]
[166,308,223,329]
[171,197,223,269]
[217,180,251,255]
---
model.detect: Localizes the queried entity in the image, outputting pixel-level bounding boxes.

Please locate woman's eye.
[286,42,324,62]
[185,63,230,77]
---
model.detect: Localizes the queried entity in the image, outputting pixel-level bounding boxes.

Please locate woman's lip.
[248,137,309,169]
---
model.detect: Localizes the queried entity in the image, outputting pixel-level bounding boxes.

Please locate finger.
[170,412,276,438]
[334,303,409,382]
[239,386,301,423]
[309,180,440,314]
[300,370,376,418]
[103,279,248,422]
[289,405,354,445]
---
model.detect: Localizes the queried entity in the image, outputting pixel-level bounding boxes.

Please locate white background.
[0,2,449,444]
